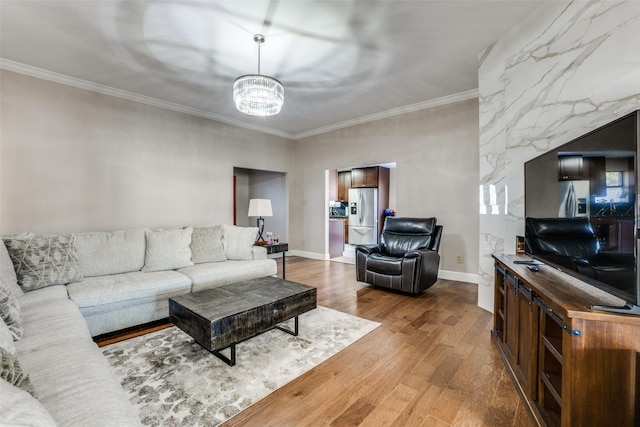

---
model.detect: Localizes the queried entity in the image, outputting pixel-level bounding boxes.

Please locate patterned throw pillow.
[4,234,84,291]
[0,346,35,397]
[0,284,22,340]
[0,240,23,298]
[0,318,16,355]
[190,226,226,264]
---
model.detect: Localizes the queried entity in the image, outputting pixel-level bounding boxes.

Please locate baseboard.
[287,250,328,260]
[438,270,479,284]
[287,251,480,284]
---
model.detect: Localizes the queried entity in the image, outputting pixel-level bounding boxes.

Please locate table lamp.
[248,199,273,244]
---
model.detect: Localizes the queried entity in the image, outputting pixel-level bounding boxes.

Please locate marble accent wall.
[478,0,640,311]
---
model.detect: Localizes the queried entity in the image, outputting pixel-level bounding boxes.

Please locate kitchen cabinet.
[337,171,351,202]
[557,156,584,180]
[351,167,379,188]
[585,156,606,197]
[493,254,640,427]
[329,219,345,258]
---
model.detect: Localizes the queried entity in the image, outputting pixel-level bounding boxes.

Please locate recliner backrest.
[381,217,437,257]
[525,217,599,258]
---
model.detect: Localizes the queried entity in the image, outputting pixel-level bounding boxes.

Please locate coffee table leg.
[212,343,236,367]
[275,315,299,336]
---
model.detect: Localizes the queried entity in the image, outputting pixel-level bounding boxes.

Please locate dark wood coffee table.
[168,276,317,366]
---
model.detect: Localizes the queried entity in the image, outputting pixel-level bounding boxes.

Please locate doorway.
[326,162,396,263]
[234,168,288,244]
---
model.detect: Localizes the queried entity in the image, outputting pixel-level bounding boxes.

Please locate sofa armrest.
[251,245,267,260]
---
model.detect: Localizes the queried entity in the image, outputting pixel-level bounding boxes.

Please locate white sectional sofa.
[0,224,278,426]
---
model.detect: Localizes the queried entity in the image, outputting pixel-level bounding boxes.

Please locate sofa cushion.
[0,240,22,298]
[67,270,192,310]
[366,253,404,275]
[190,225,226,264]
[1,346,35,397]
[0,318,15,355]
[142,228,194,272]
[0,283,22,340]
[222,225,258,261]
[178,259,277,292]
[4,234,83,291]
[0,378,57,427]
[17,288,92,354]
[74,228,146,277]
[17,337,140,427]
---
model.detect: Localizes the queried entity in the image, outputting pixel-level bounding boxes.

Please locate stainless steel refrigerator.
[348,188,378,245]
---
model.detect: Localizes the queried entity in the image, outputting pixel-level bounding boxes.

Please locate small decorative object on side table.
[515,235,525,255]
[263,242,288,279]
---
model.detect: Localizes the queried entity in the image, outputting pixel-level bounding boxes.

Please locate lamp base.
[256,217,266,243]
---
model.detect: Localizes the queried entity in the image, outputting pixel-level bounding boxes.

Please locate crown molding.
[0,59,294,139]
[291,89,479,140]
[1,59,478,141]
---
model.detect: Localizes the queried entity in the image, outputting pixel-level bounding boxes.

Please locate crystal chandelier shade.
[233,34,284,116]
[233,74,284,116]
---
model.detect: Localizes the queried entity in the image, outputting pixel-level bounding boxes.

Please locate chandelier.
[233,34,284,116]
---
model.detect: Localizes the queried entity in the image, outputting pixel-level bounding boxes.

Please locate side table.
[264,243,289,279]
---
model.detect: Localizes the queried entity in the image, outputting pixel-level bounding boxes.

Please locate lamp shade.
[248,199,273,217]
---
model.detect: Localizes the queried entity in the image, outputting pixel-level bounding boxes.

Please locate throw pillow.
[222,225,258,261]
[0,318,16,355]
[0,284,22,340]
[190,225,226,264]
[0,378,56,427]
[0,240,23,298]
[74,228,146,277]
[1,346,35,397]
[4,234,83,291]
[142,228,194,272]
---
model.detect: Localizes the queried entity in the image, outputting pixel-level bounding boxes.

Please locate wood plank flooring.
[224,256,536,427]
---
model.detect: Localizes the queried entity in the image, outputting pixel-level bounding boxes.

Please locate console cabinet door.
[504,275,539,397]
[503,274,518,362]
[515,287,538,397]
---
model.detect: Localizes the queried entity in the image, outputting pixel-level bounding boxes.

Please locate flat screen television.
[524,109,639,315]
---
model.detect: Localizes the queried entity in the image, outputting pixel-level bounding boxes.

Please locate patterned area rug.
[102,306,380,426]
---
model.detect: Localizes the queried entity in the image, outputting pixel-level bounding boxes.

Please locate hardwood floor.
[224,256,536,427]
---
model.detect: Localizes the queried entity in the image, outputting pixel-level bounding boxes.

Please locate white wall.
[292,100,480,280]
[0,70,295,234]
[478,0,640,311]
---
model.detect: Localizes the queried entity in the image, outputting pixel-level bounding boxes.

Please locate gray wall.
[292,100,480,278]
[0,70,479,281]
[0,70,295,234]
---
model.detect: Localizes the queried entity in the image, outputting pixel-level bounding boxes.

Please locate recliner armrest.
[356,244,382,255]
[404,249,437,259]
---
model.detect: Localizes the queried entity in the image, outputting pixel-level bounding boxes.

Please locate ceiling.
[0,1,545,139]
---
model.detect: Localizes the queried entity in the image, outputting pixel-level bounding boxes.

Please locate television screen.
[524,110,639,312]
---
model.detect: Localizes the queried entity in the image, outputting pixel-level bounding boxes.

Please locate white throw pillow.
[142,228,194,272]
[74,228,146,277]
[222,225,258,261]
[190,226,226,264]
[0,378,56,427]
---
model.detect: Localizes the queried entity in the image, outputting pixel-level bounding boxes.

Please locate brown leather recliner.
[355,217,442,294]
